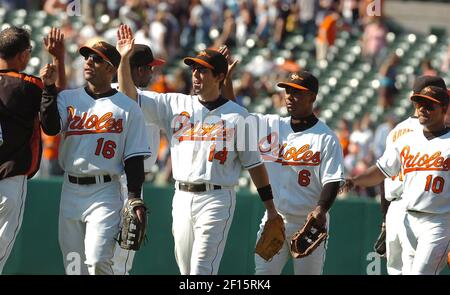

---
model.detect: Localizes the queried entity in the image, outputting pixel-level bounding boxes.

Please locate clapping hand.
[40,63,57,86]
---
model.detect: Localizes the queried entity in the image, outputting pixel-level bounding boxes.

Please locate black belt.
[407,209,426,214]
[68,175,111,185]
[177,182,222,192]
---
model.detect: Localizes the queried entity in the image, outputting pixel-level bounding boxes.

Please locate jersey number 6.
[95,138,117,159]
[298,169,311,187]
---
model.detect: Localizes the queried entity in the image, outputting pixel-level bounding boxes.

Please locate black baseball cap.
[184,49,228,76]
[412,75,447,93]
[79,41,121,68]
[411,85,449,105]
[130,44,165,67]
[277,71,319,95]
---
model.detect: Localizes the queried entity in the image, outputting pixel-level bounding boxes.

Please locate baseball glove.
[117,198,147,251]
[290,215,327,259]
[255,215,285,261]
[373,223,386,256]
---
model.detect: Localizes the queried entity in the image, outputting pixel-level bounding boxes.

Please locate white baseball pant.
[0,175,27,274]
[385,199,407,275]
[58,174,123,275]
[255,212,329,275]
[171,188,236,275]
[400,210,450,275]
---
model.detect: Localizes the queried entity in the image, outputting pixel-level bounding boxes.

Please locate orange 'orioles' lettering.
[171,113,234,142]
[400,145,450,174]
[259,132,321,166]
[66,106,123,136]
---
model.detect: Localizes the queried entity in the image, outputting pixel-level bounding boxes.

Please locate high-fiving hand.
[43,27,65,59]
[116,24,135,58]
[218,45,239,78]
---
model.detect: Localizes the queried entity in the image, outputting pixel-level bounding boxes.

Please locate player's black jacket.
[0,69,59,180]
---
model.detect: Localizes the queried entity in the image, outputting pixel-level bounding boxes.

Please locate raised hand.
[218,45,239,78]
[40,64,57,86]
[43,27,65,59]
[116,24,135,58]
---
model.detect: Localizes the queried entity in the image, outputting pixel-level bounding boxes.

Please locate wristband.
[257,185,274,202]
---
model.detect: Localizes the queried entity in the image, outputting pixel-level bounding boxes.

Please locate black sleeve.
[40,84,61,135]
[317,181,341,212]
[380,181,390,220]
[124,156,145,199]
[23,80,44,124]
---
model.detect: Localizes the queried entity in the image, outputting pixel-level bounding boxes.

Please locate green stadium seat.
[1,7,446,131]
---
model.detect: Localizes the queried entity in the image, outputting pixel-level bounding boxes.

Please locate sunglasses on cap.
[84,53,114,67]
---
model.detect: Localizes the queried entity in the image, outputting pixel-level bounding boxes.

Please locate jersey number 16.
[95,138,117,159]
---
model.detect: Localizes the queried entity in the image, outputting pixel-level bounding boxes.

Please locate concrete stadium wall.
[3,179,449,275]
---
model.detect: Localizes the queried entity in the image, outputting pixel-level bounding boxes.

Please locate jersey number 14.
[208,144,228,164]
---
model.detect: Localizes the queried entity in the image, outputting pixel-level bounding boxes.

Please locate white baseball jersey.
[139,93,262,186]
[56,88,151,176]
[377,128,450,214]
[112,84,160,171]
[254,114,345,216]
[383,117,421,201]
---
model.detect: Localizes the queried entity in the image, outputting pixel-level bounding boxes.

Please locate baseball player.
[111,44,165,275]
[254,72,344,275]
[0,26,65,273]
[380,114,420,275]
[344,80,450,274]
[40,40,150,275]
[116,24,282,275]
[223,69,344,275]
[377,75,448,275]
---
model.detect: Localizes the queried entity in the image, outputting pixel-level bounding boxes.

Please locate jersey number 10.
[95,138,117,159]
[424,175,445,194]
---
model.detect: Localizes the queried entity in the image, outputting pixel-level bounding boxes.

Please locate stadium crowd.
[2,0,449,200]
